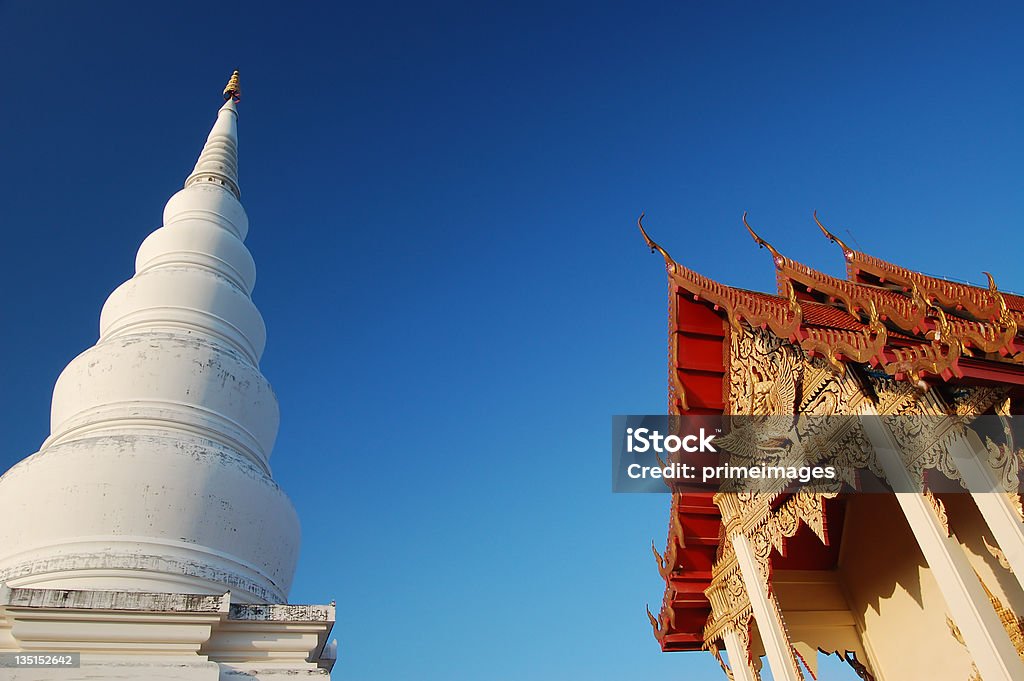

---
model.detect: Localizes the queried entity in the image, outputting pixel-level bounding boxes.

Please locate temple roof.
[639,212,1024,385]
[638,210,1024,653]
[817,214,1024,322]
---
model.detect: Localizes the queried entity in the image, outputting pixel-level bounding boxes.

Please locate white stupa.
[0,72,335,679]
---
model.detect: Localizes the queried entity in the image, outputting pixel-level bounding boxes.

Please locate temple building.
[0,73,336,679]
[639,213,1024,680]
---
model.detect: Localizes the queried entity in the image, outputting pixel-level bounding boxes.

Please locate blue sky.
[2,2,1023,679]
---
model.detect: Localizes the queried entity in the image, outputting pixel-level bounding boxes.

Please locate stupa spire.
[0,72,300,604]
[185,70,241,199]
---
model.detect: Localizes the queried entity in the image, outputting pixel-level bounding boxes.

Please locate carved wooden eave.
[672,268,804,340]
[849,249,1014,316]
[649,490,724,651]
[654,496,688,580]
[842,253,1022,359]
[817,213,1022,329]
[640,214,982,385]
[780,255,930,332]
[797,301,889,373]
[747,217,1020,371]
[944,312,1022,358]
[640,214,803,341]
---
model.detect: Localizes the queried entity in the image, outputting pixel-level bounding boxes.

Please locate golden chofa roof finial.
[814,210,853,259]
[637,213,677,273]
[742,212,783,262]
[223,70,241,102]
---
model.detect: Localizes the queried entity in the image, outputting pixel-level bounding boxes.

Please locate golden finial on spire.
[223,70,241,102]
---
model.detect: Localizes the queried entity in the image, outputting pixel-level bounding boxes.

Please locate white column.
[948,431,1024,592]
[722,628,760,681]
[732,532,803,681]
[861,412,1024,681]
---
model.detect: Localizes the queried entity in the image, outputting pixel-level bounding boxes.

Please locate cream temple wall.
[0,73,336,679]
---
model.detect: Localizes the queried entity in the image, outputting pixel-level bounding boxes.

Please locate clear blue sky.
[2,2,1023,680]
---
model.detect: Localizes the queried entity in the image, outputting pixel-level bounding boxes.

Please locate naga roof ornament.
[640,211,1024,385]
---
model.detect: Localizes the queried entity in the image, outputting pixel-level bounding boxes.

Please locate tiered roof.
[638,211,1024,652]
[640,212,1024,388]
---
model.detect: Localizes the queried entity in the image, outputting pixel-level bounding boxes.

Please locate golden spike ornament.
[814,210,853,257]
[985,271,999,293]
[223,70,241,102]
[742,211,782,261]
[637,213,677,273]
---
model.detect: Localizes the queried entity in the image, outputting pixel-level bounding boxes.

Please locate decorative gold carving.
[647,586,678,646]
[947,574,1024,678]
[669,268,803,339]
[703,551,771,681]
[951,387,1009,419]
[799,300,888,375]
[704,552,754,645]
[984,436,1022,494]
[781,254,1017,362]
[883,305,964,381]
[746,216,995,383]
[708,640,737,681]
[653,510,686,581]
[983,535,1013,573]
[794,357,883,486]
[719,341,882,498]
[754,218,909,336]
[868,378,972,487]
[946,619,982,679]
[995,395,1011,417]
[978,573,1024,662]
[729,328,800,416]
[943,297,1019,357]
[815,212,1020,370]
[1007,492,1024,523]
[842,243,1012,326]
[800,356,844,415]
[947,616,965,646]
[924,489,951,536]
[708,493,832,680]
[223,70,241,101]
[652,540,669,579]
[743,215,897,376]
[799,353,871,416]
[646,603,664,643]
